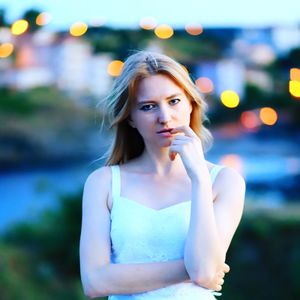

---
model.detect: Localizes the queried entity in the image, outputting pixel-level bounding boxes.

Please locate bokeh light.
[195,77,214,94]
[107,60,124,77]
[259,107,278,125]
[0,43,14,58]
[220,154,244,174]
[70,22,88,37]
[154,24,174,39]
[11,19,29,35]
[36,12,52,26]
[290,68,300,81]
[240,110,261,129]
[220,90,240,108]
[185,23,203,35]
[139,17,157,30]
[289,80,300,98]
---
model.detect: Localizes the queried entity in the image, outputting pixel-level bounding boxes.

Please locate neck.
[137,148,187,177]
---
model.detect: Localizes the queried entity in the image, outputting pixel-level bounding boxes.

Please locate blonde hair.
[98,50,213,166]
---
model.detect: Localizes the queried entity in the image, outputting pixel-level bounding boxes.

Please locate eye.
[169,98,181,105]
[140,104,156,111]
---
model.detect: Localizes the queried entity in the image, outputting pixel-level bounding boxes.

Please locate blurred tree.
[0,8,7,27]
[22,9,41,32]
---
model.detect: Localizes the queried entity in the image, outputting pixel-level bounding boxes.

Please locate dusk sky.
[1,0,300,29]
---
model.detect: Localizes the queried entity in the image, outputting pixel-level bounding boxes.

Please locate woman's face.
[129,74,193,148]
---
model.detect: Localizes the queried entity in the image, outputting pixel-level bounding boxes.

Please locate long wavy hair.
[98,50,213,166]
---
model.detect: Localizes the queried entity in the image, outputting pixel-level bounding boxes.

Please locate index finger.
[170,125,197,137]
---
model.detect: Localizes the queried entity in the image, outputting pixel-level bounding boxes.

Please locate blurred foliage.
[0,86,99,169]
[223,207,300,299]
[22,9,41,33]
[0,8,7,26]
[0,191,91,300]
[1,190,300,299]
[0,86,93,118]
[87,27,227,63]
[88,27,153,59]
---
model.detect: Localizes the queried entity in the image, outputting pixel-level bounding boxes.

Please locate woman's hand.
[204,262,230,292]
[184,263,230,292]
[169,125,206,180]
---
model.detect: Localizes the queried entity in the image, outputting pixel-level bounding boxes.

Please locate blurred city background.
[0,1,300,299]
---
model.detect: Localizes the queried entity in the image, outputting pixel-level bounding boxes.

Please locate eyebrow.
[137,93,183,105]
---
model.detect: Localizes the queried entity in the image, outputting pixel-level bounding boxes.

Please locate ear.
[127,117,136,128]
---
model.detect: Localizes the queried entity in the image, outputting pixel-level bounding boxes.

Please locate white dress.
[108,165,225,300]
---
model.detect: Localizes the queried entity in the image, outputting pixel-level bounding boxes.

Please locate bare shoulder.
[83,166,112,209]
[85,165,111,185]
[214,165,246,198]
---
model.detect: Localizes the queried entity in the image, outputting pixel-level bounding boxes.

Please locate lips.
[156,128,174,134]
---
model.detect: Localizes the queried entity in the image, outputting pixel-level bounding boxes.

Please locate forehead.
[136,74,185,102]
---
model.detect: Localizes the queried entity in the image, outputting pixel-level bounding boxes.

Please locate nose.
[157,104,171,124]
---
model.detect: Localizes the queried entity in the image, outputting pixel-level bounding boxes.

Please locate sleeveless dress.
[108,164,225,300]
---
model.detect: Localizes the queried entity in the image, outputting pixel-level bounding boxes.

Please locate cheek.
[179,105,192,122]
[132,113,153,132]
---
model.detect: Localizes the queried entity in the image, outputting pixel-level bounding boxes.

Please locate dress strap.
[210,165,225,184]
[111,165,121,199]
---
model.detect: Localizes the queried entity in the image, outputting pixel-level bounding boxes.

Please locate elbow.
[84,290,98,299]
[191,272,215,288]
[85,292,107,299]
[188,260,224,288]
[81,270,109,298]
[83,284,108,299]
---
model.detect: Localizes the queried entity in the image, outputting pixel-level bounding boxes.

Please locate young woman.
[80,51,246,299]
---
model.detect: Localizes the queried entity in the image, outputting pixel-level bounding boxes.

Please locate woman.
[80,51,245,299]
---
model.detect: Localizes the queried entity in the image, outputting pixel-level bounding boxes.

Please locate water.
[0,163,94,233]
[1,142,300,233]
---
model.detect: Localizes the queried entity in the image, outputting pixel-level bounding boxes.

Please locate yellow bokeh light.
[290,68,300,81]
[195,77,214,94]
[70,22,88,37]
[220,90,240,108]
[240,110,261,129]
[185,23,203,36]
[107,60,124,77]
[259,107,278,125]
[11,19,29,35]
[139,17,157,30]
[220,154,244,174]
[154,24,173,39]
[0,43,14,58]
[289,80,300,98]
[36,12,52,26]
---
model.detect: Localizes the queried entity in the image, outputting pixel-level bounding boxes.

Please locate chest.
[108,173,192,212]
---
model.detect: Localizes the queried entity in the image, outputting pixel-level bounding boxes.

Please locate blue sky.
[1,0,300,29]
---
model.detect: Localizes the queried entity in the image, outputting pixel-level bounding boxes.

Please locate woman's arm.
[184,165,245,286]
[80,166,231,298]
[85,259,229,297]
[80,167,190,298]
[84,259,190,298]
[169,126,245,288]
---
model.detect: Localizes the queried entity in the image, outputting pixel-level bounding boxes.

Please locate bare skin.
[106,159,217,212]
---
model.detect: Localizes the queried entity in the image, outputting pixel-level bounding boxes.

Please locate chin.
[161,140,172,147]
